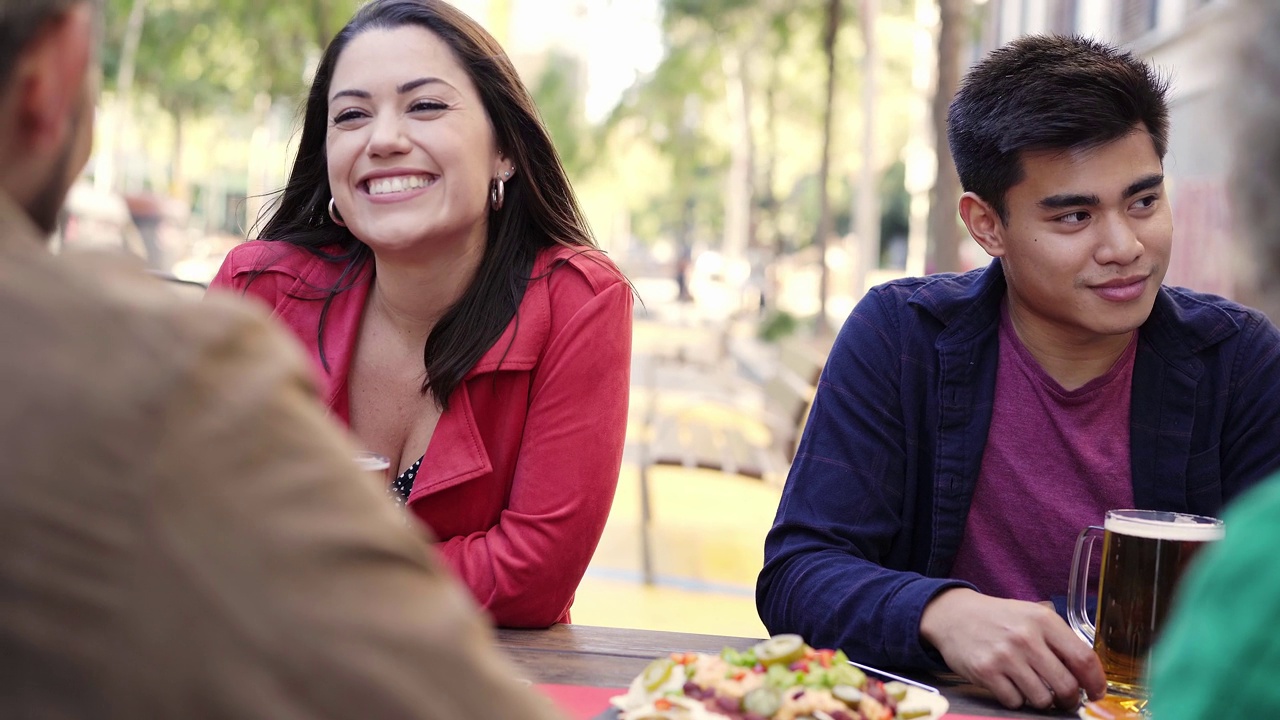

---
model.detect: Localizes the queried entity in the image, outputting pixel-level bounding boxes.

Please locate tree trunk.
[721,46,755,267]
[169,107,185,200]
[853,0,880,296]
[928,0,968,273]
[99,0,147,192]
[312,0,335,49]
[760,41,782,310]
[815,0,841,337]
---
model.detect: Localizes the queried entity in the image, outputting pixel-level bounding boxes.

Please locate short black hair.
[947,34,1170,222]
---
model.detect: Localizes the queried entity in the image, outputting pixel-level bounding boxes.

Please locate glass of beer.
[1067,509,1224,698]
[352,451,392,488]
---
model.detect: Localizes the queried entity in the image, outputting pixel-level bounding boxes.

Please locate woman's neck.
[366,240,484,344]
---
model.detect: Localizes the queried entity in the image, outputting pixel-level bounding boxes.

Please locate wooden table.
[496,624,1073,719]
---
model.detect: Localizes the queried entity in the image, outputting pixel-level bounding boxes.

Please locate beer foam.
[1104,510,1224,541]
[353,451,391,472]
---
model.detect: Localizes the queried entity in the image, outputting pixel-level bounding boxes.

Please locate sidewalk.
[572,463,777,637]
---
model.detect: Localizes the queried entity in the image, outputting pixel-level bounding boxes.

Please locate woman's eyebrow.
[329,78,452,104]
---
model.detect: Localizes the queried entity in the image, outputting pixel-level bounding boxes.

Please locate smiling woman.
[207,0,634,629]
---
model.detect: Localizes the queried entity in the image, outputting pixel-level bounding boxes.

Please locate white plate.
[604,685,949,720]
[897,685,950,720]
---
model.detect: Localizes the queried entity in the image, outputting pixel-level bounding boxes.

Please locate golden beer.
[1068,510,1224,697]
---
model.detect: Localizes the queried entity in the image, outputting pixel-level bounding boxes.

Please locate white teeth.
[367,175,431,195]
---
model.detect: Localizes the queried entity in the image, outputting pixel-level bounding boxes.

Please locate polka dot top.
[390,455,424,504]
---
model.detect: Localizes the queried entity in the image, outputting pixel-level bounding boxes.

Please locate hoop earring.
[490,177,505,211]
[328,197,347,227]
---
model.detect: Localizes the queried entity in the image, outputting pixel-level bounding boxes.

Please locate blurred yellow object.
[1079,695,1148,719]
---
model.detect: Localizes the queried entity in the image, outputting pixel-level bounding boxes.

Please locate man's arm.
[756,287,1104,710]
[757,288,972,670]
[139,297,567,720]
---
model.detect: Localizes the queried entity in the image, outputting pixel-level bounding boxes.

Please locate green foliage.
[758,309,798,343]
[878,159,909,248]
[601,0,920,257]
[103,0,362,113]
[603,39,727,245]
[530,51,590,177]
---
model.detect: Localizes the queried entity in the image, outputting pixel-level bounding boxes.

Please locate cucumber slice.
[829,663,866,689]
[753,634,806,667]
[641,657,675,692]
[743,687,782,716]
[832,684,864,705]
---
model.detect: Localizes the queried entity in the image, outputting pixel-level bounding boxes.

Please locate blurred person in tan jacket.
[0,1,566,718]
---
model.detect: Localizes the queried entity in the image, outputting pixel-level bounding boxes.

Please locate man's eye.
[1133,195,1159,210]
[1058,211,1090,224]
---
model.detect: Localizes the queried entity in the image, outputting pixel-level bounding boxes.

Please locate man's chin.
[1092,299,1158,337]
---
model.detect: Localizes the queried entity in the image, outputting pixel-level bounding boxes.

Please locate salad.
[610,634,938,720]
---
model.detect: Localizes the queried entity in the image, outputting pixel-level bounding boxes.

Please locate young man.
[0,2,564,718]
[757,35,1280,711]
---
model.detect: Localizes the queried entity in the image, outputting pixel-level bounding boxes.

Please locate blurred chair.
[634,333,828,584]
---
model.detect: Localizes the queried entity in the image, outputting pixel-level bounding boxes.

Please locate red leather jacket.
[210,241,632,627]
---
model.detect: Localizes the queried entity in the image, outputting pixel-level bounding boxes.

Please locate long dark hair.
[253,0,599,409]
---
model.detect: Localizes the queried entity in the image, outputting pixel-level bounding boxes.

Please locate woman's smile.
[359,171,438,203]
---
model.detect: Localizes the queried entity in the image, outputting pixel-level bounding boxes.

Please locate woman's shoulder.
[536,244,629,297]
[219,240,321,278]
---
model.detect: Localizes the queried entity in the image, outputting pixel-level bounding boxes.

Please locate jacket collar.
[279,245,559,411]
[908,259,1241,368]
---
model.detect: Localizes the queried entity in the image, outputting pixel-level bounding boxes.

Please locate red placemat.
[534,684,623,720]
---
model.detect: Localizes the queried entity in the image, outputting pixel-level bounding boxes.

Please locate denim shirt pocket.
[1184,444,1222,514]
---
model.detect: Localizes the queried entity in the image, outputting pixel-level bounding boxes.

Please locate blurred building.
[976,0,1239,297]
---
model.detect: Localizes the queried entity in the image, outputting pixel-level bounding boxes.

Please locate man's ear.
[959,191,1006,258]
[12,5,94,155]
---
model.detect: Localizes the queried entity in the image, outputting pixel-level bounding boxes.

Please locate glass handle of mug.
[1068,525,1103,646]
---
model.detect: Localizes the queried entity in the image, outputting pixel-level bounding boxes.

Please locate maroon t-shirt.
[950,304,1137,602]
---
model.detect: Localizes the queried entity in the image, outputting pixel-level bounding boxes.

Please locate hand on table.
[919,588,1106,711]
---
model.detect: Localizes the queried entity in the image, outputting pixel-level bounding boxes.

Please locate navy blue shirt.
[757,260,1280,672]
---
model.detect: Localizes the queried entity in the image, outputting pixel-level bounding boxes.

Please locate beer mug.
[1067,509,1224,697]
